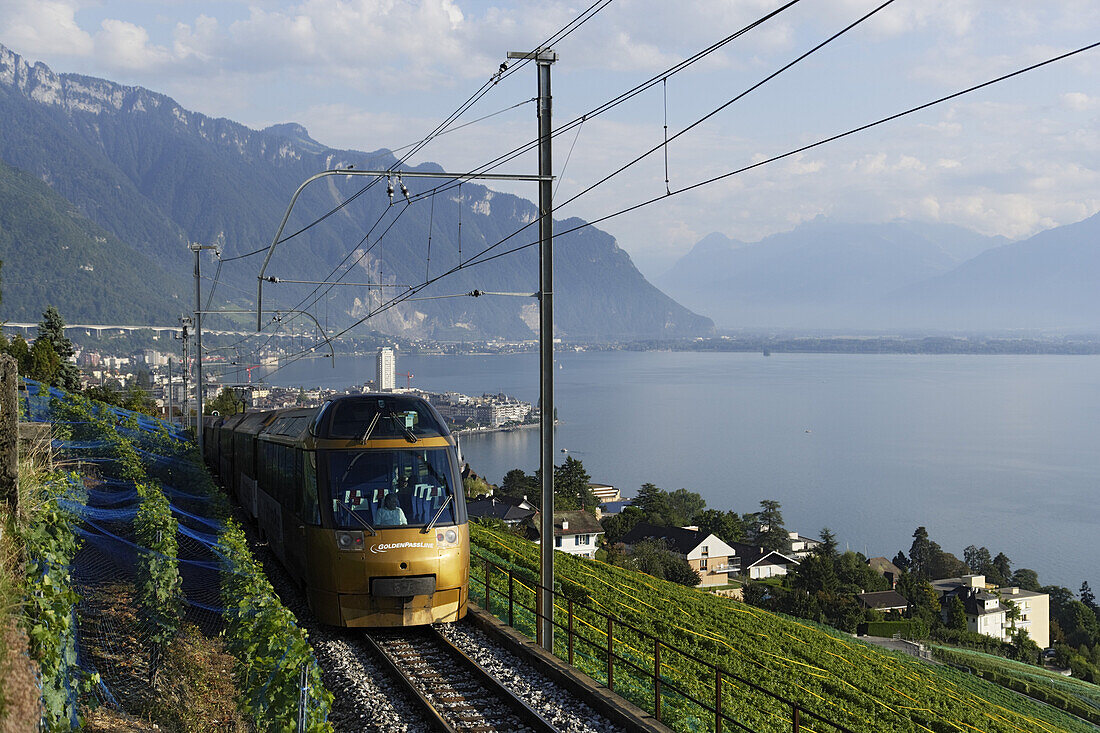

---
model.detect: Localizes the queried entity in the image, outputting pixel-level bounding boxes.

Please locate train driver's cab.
[325,448,458,531]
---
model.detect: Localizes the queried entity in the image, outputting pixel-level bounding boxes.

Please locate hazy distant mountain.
[0,43,711,341]
[657,219,1006,329]
[885,211,1100,331]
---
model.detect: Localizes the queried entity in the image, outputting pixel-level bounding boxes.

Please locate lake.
[270,350,1100,589]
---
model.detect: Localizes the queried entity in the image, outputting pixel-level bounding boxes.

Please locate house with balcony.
[931,574,1050,648]
[619,523,741,587]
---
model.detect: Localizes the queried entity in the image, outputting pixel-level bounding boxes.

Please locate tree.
[665,488,706,527]
[817,527,839,559]
[6,335,31,375]
[28,337,60,383]
[946,595,968,630]
[892,551,910,572]
[1081,582,1097,612]
[122,381,157,416]
[633,483,674,525]
[835,551,889,594]
[908,527,932,578]
[991,552,1012,584]
[692,509,745,545]
[963,545,993,575]
[789,553,839,595]
[897,573,940,626]
[36,306,80,390]
[926,543,968,580]
[755,499,790,553]
[1011,568,1041,592]
[499,469,537,502]
[629,539,699,587]
[206,387,244,416]
[600,506,644,544]
[553,456,597,512]
[463,475,490,499]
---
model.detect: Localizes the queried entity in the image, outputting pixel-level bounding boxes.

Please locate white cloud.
[0,0,93,56]
[1062,92,1099,111]
[94,19,172,70]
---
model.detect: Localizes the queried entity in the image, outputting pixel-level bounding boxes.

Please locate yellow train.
[203,394,469,627]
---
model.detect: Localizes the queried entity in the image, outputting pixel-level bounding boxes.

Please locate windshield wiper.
[335,500,377,536]
[421,494,453,534]
[389,413,418,443]
[360,411,381,443]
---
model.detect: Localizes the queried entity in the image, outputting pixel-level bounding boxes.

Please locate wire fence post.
[792,705,801,733]
[484,559,491,612]
[297,663,308,733]
[535,584,543,649]
[654,638,662,721]
[567,598,574,666]
[606,616,614,691]
[715,668,723,733]
[0,355,18,516]
[508,569,514,627]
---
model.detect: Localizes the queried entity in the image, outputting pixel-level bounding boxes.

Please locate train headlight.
[336,531,364,551]
[444,529,457,544]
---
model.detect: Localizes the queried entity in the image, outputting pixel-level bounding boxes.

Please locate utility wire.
[207,0,617,327]
[265,36,1100,378]
[432,0,882,274]
[388,98,536,154]
[252,0,616,256]
[405,0,808,207]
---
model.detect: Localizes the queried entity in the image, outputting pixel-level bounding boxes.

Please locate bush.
[863,620,929,639]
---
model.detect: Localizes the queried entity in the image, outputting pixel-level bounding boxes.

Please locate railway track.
[364,624,561,733]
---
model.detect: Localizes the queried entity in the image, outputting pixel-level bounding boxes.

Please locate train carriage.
[205,394,469,627]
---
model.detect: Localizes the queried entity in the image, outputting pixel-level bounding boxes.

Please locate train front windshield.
[323,449,457,530]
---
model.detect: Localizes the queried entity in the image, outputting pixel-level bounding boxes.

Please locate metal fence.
[473,553,855,733]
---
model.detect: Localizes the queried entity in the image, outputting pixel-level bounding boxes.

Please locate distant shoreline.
[453,422,541,437]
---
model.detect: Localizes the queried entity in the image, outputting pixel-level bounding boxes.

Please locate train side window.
[279,445,291,506]
[300,452,319,524]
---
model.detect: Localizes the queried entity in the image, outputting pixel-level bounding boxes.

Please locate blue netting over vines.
[20,380,332,730]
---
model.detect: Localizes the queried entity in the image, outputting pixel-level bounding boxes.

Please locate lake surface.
[271,350,1100,588]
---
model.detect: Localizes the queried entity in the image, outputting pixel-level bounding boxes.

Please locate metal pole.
[508,46,558,654]
[167,357,173,424]
[193,244,204,458]
[190,243,219,453]
[179,319,190,430]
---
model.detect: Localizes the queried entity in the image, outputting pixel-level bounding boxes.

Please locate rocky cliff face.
[0,43,712,340]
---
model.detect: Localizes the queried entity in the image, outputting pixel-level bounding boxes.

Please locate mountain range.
[658,214,1100,332]
[0,43,713,341]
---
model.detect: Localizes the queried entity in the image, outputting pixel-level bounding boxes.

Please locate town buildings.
[931,575,1050,648]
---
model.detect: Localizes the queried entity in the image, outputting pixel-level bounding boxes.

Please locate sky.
[1,0,1098,277]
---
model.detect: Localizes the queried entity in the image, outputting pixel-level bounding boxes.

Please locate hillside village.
[463,470,1100,685]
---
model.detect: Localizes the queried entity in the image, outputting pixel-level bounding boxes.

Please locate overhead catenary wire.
[261,37,1100,379]
[257,0,616,254]
[207,0,618,336]
[247,0,842,375]
[403,0,809,208]
[420,0,890,276]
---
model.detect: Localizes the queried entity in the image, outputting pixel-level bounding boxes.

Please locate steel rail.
[362,630,456,733]
[365,625,560,733]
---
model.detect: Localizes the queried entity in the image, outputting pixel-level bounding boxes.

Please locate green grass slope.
[471,525,1096,733]
[933,646,1100,726]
